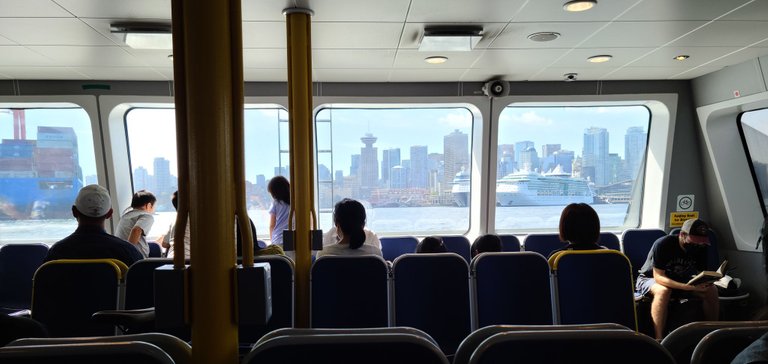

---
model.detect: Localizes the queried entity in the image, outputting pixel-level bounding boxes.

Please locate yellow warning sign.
[670,211,699,227]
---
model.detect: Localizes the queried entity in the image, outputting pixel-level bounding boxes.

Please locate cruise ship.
[496,169,593,207]
[451,170,470,207]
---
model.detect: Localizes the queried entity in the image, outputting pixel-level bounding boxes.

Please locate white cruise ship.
[451,170,470,207]
[496,168,593,207]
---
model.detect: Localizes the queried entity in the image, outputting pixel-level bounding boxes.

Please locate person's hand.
[156,234,167,247]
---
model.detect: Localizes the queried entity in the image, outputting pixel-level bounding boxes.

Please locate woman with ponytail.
[317,198,382,257]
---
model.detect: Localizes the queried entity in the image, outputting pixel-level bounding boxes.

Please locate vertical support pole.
[178,0,239,362]
[284,7,315,328]
[170,0,188,270]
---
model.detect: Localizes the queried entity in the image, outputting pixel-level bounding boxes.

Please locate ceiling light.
[674,55,690,61]
[587,55,612,63]
[527,32,560,42]
[563,0,597,12]
[419,26,483,52]
[424,56,448,64]
[111,23,172,50]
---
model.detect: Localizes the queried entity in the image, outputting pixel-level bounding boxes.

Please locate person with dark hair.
[317,198,382,257]
[471,234,503,258]
[45,184,142,266]
[165,191,190,259]
[635,218,719,340]
[548,203,606,258]
[268,176,291,249]
[416,236,447,253]
[115,190,161,258]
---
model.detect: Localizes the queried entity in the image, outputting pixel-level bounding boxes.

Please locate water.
[0,204,629,244]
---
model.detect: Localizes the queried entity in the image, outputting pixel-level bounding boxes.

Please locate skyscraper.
[381,148,401,187]
[497,144,515,177]
[443,130,469,190]
[359,133,379,192]
[133,166,150,191]
[153,157,172,195]
[583,127,609,186]
[409,145,429,189]
[514,141,534,170]
[625,126,647,180]
[552,150,575,174]
[519,146,539,172]
[350,154,360,176]
[541,144,561,158]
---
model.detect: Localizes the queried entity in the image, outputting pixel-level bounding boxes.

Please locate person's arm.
[269,213,276,240]
[127,226,143,244]
[652,267,710,292]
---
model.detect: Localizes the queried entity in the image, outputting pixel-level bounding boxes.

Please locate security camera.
[564,73,578,82]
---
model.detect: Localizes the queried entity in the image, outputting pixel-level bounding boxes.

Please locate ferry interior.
[2,0,768,362]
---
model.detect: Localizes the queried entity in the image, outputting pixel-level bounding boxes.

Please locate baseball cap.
[680,218,710,244]
[74,184,112,218]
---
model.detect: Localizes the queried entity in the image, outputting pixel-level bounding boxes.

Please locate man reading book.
[635,218,719,340]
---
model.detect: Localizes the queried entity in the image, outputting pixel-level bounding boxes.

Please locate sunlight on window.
[740,108,768,213]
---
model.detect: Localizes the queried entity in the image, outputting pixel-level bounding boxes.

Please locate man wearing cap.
[44,184,142,267]
[635,218,719,340]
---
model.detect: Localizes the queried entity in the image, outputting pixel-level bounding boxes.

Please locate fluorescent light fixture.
[111,23,172,50]
[424,56,448,64]
[563,0,597,12]
[419,26,483,52]
[587,55,612,63]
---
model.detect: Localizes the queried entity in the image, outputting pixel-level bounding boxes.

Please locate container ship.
[0,126,83,219]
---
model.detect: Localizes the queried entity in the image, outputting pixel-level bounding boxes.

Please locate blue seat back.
[32,259,124,337]
[522,233,565,257]
[380,236,419,261]
[392,253,470,356]
[599,232,621,251]
[468,330,674,364]
[311,255,389,328]
[148,242,162,257]
[621,228,666,278]
[439,236,471,263]
[0,341,176,364]
[239,255,295,344]
[471,252,552,328]
[497,235,521,252]
[550,250,637,330]
[0,243,49,310]
[125,258,173,310]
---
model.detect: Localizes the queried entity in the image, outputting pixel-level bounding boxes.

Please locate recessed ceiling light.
[563,0,597,12]
[587,55,612,63]
[424,56,448,64]
[528,32,561,42]
[674,55,690,61]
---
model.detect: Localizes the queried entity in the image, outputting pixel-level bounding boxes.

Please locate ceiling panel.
[0,66,87,79]
[0,18,114,46]
[550,47,656,68]
[314,69,391,82]
[123,50,175,67]
[244,49,289,69]
[633,46,752,68]
[583,21,707,48]
[312,23,403,49]
[513,0,637,22]
[473,49,574,72]
[0,46,55,66]
[393,49,482,69]
[388,68,472,82]
[719,0,768,21]
[616,0,753,21]
[244,68,288,82]
[704,47,768,67]
[314,49,396,69]
[407,0,528,23]
[311,0,410,22]
[0,34,16,46]
[243,22,287,49]
[72,67,168,81]
[28,46,139,67]
[490,22,610,49]
[527,67,619,81]
[54,0,171,19]
[603,66,722,80]
[670,21,768,47]
[0,0,72,17]
[242,1,293,22]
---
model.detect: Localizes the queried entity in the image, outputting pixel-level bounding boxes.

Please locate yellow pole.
[182,0,239,362]
[284,7,315,328]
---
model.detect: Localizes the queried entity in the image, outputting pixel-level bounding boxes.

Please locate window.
[124,106,288,240]
[315,106,474,235]
[495,105,650,231]
[0,106,97,243]
[739,108,768,214]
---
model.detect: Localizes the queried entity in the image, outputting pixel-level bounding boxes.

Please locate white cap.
[74,184,111,217]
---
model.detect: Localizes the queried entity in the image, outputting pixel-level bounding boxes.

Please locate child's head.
[471,234,502,257]
[268,175,290,204]
[559,203,600,244]
[130,190,157,211]
[416,236,447,253]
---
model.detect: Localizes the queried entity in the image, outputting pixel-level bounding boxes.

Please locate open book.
[687,260,728,285]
